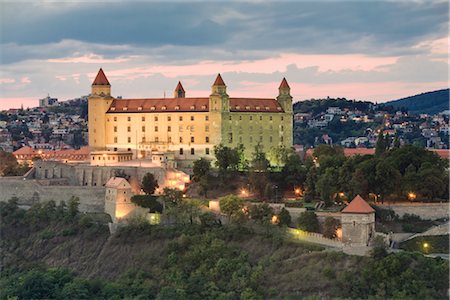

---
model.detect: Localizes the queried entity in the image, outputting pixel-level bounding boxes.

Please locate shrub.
[131,195,163,213]
[297,211,320,232]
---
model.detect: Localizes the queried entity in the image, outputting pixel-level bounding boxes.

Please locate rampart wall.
[378,202,449,220]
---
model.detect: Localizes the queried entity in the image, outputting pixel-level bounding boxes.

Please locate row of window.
[229,115,284,121]
[179,148,210,156]
[111,115,209,122]
[116,125,210,133]
[113,135,283,144]
[109,114,285,122]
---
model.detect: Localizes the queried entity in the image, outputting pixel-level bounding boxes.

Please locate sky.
[0,0,448,110]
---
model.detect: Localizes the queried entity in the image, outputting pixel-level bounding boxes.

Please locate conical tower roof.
[341,195,375,214]
[92,68,110,85]
[213,73,226,86]
[279,77,290,89]
[174,81,185,92]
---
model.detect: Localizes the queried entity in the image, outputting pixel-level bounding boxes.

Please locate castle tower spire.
[278,77,290,95]
[211,73,227,95]
[91,68,111,96]
[276,77,292,113]
[174,81,185,98]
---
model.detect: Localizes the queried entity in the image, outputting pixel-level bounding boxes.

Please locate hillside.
[1,200,449,299]
[385,89,449,115]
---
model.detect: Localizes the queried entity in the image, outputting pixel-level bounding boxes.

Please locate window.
[168,136,172,143]
[260,116,262,121]
[281,116,284,121]
[114,137,118,143]
[206,148,210,155]
[281,125,284,131]
[280,136,284,142]
[114,126,117,132]
[180,148,184,155]
[168,116,171,121]
[175,105,180,110]
[191,136,195,143]
[191,148,195,155]
[114,117,117,122]
[205,116,209,121]
[228,132,233,143]
[179,116,183,121]
[155,126,158,132]
[229,116,232,121]
[190,125,194,132]
[270,116,273,121]
[127,117,131,121]
[239,116,242,120]
[205,125,209,132]
[142,117,145,122]
[155,137,159,142]
[155,116,158,122]
[206,136,209,143]
[142,126,145,132]
[190,116,194,121]
[180,137,183,143]
[270,136,273,143]
[250,116,253,121]
[250,136,253,143]
[260,136,263,142]
[127,126,131,132]
[127,137,131,143]
[142,137,145,142]
[168,126,171,132]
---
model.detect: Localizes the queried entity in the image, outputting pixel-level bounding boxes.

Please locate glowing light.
[271,215,279,225]
[38,150,43,155]
[423,243,429,248]
[241,189,247,196]
[336,228,342,239]
[138,154,143,159]
[408,192,416,201]
[294,188,301,195]
[339,192,345,197]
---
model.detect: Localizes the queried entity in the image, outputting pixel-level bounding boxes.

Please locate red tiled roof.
[430,149,450,159]
[174,81,185,92]
[343,148,375,157]
[92,68,110,85]
[342,195,375,214]
[213,74,226,86]
[13,146,90,160]
[279,77,290,89]
[107,97,284,113]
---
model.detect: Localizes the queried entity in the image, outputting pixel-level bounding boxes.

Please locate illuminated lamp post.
[408,192,416,202]
[294,187,301,198]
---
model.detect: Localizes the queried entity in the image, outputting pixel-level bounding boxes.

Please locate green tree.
[304,166,318,202]
[248,203,273,223]
[316,168,338,205]
[280,154,307,191]
[67,196,80,219]
[219,195,244,221]
[214,144,240,175]
[375,131,387,156]
[192,158,211,181]
[277,208,292,226]
[160,188,183,207]
[131,195,163,213]
[267,145,293,168]
[297,211,320,232]
[375,160,401,201]
[322,217,339,239]
[0,151,29,176]
[141,173,159,195]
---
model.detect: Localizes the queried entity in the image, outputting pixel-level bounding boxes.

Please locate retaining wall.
[378,202,449,220]
[0,177,105,212]
[287,228,343,248]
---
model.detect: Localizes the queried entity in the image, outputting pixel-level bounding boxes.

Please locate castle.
[88,69,293,166]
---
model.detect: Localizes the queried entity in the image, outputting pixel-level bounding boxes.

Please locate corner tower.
[174,81,185,98]
[209,74,229,112]
[277,78,293,113]
[88,68,113,150]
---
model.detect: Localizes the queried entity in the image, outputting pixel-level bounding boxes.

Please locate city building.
[39,95,59,107]
[88,69,293,166]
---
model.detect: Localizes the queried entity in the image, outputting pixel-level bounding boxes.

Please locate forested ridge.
[1,199,448,299]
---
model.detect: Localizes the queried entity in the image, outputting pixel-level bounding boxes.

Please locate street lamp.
[408,192,416,201]
[138,153,143,167]
[241,189,247,196]
[294,187,301,198]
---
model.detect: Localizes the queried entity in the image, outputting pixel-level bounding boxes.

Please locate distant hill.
[384,89,449,115]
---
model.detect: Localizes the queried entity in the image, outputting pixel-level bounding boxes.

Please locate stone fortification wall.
[378,203,449,220]
[33,161,167,194]
[287,228,342,248]
[0,177,105,212]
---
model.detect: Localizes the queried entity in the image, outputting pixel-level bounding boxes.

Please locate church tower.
[174,81,185,98]
[88,68,113,150]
